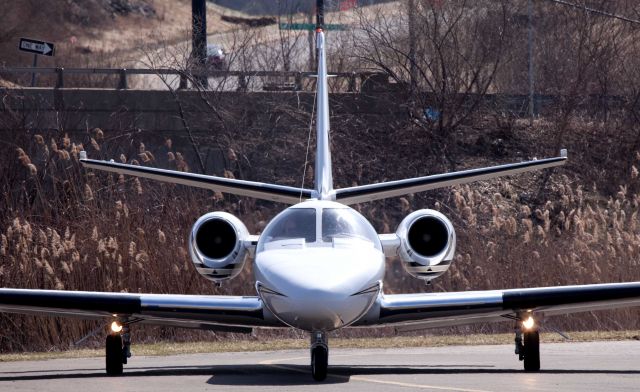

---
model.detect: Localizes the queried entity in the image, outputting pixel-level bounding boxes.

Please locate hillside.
[0,0,251,69]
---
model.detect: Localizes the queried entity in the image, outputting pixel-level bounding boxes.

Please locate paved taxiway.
[0,341,638,391]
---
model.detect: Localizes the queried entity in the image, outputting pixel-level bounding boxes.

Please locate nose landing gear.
[310,331,328,381]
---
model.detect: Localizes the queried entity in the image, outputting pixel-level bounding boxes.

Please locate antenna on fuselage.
[314,0,334,201]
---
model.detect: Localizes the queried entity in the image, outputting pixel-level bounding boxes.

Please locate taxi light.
[110,321,123,333]
[522,316,535,330]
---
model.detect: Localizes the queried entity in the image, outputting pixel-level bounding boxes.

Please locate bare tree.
[352,0,510,169]
[276,1,309,72]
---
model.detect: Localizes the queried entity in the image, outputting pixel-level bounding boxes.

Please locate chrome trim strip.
[140,294,263,312]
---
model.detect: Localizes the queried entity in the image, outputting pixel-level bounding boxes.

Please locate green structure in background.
[279,23,348,30]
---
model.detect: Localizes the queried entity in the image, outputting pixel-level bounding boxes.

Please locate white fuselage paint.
[254,200,385,331]
[254,32,384,332]
[314,31,333,200]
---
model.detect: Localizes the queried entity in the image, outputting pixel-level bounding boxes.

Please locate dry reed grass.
[0,117,639,352]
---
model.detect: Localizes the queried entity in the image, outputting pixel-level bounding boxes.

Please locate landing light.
[522,316,535,330]
[110,321,123,333]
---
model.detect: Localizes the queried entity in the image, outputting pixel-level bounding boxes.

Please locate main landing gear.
[515,313,540,371]
[310,331,329,381]
[106,320,132,376]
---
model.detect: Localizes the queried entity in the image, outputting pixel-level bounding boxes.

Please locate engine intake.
[189,212,249,282]
[396,209,456,281]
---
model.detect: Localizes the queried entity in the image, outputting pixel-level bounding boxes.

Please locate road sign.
[19,38,55,56]
[279,23,347,31]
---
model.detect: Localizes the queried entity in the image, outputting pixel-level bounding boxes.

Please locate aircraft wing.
[356,282,640,330]
[0,288,284,331]
[334,150,567,205]
[80,158,314,205]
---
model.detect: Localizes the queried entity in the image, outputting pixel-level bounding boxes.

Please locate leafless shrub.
[351,1,511,169]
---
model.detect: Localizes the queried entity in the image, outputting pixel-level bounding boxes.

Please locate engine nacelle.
[189,212,250,282]
[396,209,456,281]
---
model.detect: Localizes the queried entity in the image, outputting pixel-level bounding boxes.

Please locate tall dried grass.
[426,175,640,332]
[1,118,639,351]
[0,131,263,351]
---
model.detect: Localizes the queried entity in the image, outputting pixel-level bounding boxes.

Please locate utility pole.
[408,0,417,94]
[31,54,38,87]
[192,0,208,88]
[315,0,324,72]
[308,10,315,70]
[316,0,324,28]
[528,0,534,126]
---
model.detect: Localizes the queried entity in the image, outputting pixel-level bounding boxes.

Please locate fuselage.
[255,30,384,332]
[254,200,385,331]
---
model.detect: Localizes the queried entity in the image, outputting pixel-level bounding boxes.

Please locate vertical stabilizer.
[314,29,334,200]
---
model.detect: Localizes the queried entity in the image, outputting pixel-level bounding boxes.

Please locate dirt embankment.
[0,0,250,70]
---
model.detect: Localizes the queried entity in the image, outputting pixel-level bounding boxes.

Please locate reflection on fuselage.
[257,201,382,250]
[254,200,385,331]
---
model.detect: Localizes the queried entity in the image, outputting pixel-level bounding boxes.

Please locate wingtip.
[560,149,568,159]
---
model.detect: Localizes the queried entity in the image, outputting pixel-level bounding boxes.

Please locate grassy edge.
[1,330,639,362]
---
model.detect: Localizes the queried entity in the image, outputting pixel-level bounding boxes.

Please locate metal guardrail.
[0,67,382,92]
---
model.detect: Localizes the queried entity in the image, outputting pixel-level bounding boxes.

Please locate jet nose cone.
[255,247,384,331]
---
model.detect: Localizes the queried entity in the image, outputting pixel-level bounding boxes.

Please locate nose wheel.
[310,331,328,381]
[311,345,328,381]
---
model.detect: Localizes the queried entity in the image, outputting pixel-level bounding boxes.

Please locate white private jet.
[2,26,640,382]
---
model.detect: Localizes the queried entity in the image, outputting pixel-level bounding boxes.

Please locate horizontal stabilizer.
[335,150,567,205]
[80,158,314,204]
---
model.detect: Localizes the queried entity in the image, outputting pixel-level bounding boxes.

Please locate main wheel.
[523,330,540,371]
[106,334,124,376]
[311,346,328,381]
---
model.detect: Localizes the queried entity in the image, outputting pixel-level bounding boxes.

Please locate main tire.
[311,346,328,381]
[523,330,540,371]
[106,334,124,376]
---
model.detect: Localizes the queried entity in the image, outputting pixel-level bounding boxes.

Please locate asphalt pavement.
[0,341,639,391]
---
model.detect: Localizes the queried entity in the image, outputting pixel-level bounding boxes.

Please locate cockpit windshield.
[258,205,381,251]
[261,208,316,244]
[321,208,380,248]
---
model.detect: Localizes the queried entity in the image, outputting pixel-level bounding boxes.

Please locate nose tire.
[311,346,328,381]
